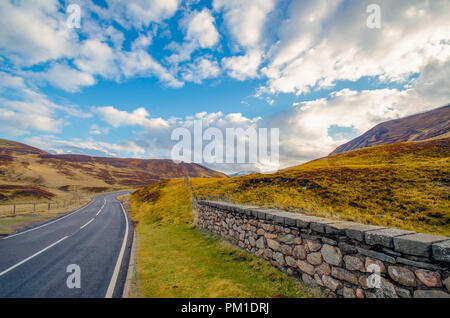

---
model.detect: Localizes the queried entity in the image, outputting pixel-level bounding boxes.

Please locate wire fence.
[0,197,92,218]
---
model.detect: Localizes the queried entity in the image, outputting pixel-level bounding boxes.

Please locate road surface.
[0,192,133,298]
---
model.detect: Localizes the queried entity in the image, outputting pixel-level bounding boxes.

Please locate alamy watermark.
[66,4,81,29]
[66,264,81,289]
[171,120,280,172]
[367,4,381,29]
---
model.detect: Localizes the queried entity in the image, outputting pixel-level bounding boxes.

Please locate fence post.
[48,203,50,211]
[33,203,36,213]
[13,204,16,216]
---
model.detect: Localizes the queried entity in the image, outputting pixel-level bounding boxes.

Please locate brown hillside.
[330,104,450,155]
[0,138,226,202]
[193,138,450,236]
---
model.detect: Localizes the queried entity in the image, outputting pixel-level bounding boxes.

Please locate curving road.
[0,192,133,298]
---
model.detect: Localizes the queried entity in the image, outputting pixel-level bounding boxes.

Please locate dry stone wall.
[195,200,450,298]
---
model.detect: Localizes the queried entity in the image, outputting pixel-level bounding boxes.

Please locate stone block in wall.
[285,256,297,268]
[316,263,331,276]
[432,239,450,262]
[321,244,343,266]
[309,218,340,234]
[343,286,356,298]
[444,277,450,293]
[273,252,286,266]
[357,247,396,264]
[293,214,325,229]
[365,228,414,248]
[344,224,385,242]
[306,240,322,252]
[344,255,365,272]
[393,233,448,257]
[324,221,361,235]
[255,236,265,249]
[395,256,443,271]
[413,290,450,298]
[387,265,416,287]
[267,239,280,251]
[322,274,342,292]
[415,269,442,288]
[307,252,323,266]
[331,267,358,285]
[301,273,317,287]
[365,257,386,273]
[293,245,307,260]
[297,260,315,276]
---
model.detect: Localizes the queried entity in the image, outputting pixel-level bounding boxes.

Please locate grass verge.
[130,179,320,298]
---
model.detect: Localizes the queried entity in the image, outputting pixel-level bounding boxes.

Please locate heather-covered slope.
[330,104,450,155]
[192,138,450,236]
[0,138,225,202]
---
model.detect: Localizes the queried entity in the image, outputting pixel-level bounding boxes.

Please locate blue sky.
[0,0,449,173]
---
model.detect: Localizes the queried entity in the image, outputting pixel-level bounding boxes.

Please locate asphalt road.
[0,192,133,298]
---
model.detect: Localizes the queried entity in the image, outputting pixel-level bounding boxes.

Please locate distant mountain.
[330,104,450,155]
[228,171,259,177]
[0,138,226,202]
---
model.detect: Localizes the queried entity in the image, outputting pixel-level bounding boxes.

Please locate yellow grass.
[192,139,450,236]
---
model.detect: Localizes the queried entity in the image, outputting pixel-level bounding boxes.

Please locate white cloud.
[184,9,219,49]
[35,63,96,92]
[75,39,119,79]
[181,57,221,83]
[0,0,76,66]
[119,49,184,88]
[97,0,180,29]
[24,135,146,158]
[96,106,170,130]
[213,0,276,48]
[222,50,262,80]
[0,109,63,135]
[261,0,450,95]
[268,82,450,166]
[0,71,89,135]
[166,9,219,66]
[131,33,153,51]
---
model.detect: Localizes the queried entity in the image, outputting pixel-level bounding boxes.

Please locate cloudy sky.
[0,0,449,173]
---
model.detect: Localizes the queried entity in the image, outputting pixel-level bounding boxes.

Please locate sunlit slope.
[0,138,226,202]
[330,104,450,155]
[192,138,450,236]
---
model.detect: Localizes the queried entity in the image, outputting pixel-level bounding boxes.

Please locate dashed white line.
[105,202,129,298]
[0,236,69,278]
[96,207,103,216]
[80,218,94,229]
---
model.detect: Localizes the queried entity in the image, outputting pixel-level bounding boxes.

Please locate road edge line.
[122,229,136,298]
[0,236,69,278]
[105,202,129,298]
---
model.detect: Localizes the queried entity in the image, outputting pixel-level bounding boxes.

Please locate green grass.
[130,179,319,298]
[192,139,450,236]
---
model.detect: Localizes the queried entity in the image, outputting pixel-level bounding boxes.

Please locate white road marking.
[80,218,94,229]
[2,200,96,240]
[96,207,103,216]
[0,236,69,278]
[105,202,129,298]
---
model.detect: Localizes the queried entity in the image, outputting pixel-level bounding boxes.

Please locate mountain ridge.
[330,104,450,155]
[0,138,226,202]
